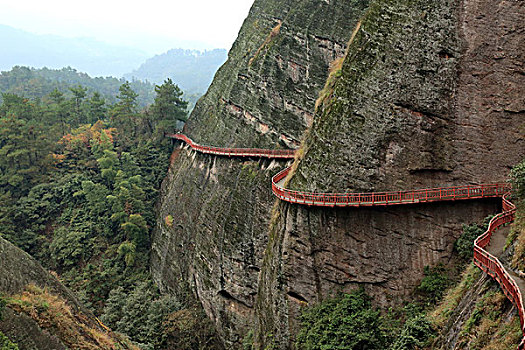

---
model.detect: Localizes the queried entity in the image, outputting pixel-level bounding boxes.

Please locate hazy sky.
[0,0,254,54]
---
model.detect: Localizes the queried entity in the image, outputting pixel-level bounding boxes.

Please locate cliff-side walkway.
[168,133,524,349]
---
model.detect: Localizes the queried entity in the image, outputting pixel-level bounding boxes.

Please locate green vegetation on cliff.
[295,289,387,349]
[0,333,18,350]
[455,217,493,262]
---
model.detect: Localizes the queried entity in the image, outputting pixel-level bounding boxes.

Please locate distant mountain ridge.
[0,24,148,77]
[124,48,227,94]
[0,24,227,109]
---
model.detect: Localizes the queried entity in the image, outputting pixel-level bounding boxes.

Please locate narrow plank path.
[168,133,525,349]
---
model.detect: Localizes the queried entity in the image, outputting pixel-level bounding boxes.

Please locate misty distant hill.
[124,49,227,94]
[0,24,148,77]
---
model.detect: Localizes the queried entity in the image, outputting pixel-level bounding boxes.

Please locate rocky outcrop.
[183,0,370,149]
[0,237,129,349]
[150,0,370,347]
[152,0,524,348]
[0,237,83,299]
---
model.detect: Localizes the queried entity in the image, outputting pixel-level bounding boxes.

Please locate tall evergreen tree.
[69,85,88,124]
[87,92,106,124]
[150,78,188,133]
[110,82,139,140]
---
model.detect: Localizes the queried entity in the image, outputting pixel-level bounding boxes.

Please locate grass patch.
[164,214,174,228]
[455,290,521,349]
[314,20,362,113]
[248,21,282,67]
[430,263,480,329]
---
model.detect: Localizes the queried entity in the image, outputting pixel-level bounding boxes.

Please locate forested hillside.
[124,49,227,95]
[0,80,220,349]
[0,66,156,107]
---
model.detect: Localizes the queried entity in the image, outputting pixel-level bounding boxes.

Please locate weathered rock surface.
[0,308,67,350]
[151,0,369,347]
[289,0,524,193]
[183,0,370,149]
[0,237,81,298]
[255,0,524,347]
[255,199,502,347]
[152,0,524,348]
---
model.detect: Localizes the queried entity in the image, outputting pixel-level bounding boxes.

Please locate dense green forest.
[0,66,203,112]
[0,79,219,349]
[0,66,155,107]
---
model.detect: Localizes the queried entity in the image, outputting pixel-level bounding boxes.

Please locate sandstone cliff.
[151,0,369,347]
[151,0,525,348]
[256,0,524,347]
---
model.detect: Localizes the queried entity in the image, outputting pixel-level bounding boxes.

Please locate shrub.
[511,159,525,200]
[165,215,174,227]
[242,330,254,350]
[0,332,19,350]
[454,216,492,261]
[389,314,434,350]
[295,288,387,350]
[418,264,450,304]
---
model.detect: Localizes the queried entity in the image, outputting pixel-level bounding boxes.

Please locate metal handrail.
[474,194,523,349]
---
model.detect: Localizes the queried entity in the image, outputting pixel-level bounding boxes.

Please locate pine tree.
[150,78,188,133]
[68,85,88,125]
[87,92,106,124]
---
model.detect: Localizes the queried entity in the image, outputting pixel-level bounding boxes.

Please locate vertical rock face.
[289,0,524,193]
[256,0,524,347]
[150,0,370,347]
[183,0,370,149]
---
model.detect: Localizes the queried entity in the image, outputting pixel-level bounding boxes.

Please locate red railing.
[474,194,524,349]
[272,166,509,207]
[170,133,524,347]
[167,133,295,159]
